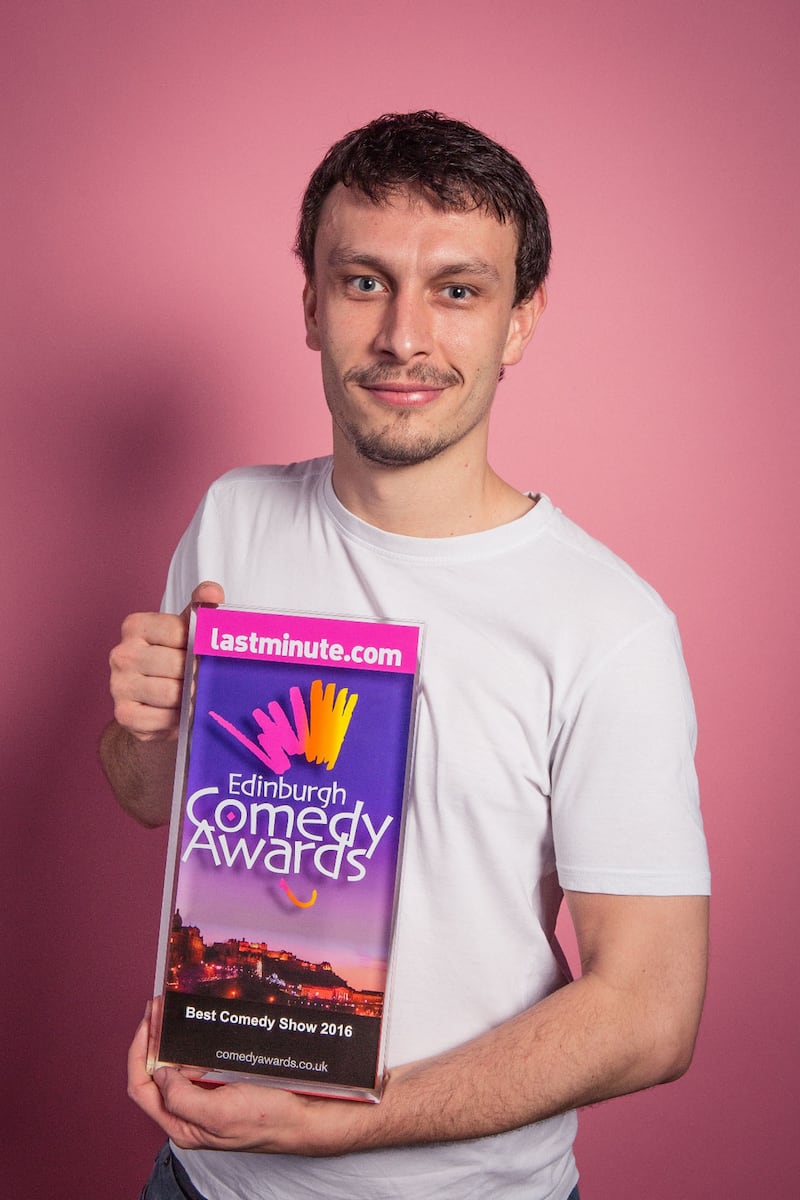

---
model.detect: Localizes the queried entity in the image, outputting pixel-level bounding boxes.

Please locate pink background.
[3,1,797,1194]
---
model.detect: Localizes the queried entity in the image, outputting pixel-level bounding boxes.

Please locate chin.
[352,432,451,468]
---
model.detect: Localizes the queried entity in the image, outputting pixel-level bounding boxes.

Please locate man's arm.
[99,581,225,828]
[128,890,708,1154]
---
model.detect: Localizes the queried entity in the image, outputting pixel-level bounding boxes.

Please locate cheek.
[448,320,508,375]
[435,313,481,360]
[319,307,374,359]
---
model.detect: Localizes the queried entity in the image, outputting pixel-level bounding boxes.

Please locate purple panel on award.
[149,606,421,1101]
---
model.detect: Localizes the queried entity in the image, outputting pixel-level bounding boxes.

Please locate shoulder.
[163,458,332,612]
[170,455,330,553]
[532,499,676,641]
[205,456,332,506]
[192,457,333,528]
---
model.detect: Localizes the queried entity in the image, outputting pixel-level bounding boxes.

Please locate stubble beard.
[328,360,488,468]
[341,415,454,467]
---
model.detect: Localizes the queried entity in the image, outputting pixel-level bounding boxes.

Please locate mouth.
[347,365,459,410]
[360,383,446,408]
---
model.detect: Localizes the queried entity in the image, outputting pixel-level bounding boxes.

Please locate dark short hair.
[295,111,551,305]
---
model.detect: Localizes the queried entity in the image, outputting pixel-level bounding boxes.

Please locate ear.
[303,280,321,351]
[501,284,547,367]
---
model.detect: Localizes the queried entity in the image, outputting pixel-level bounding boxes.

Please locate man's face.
[303,185,543,469]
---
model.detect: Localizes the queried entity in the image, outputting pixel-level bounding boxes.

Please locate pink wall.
[4,1,797,1193]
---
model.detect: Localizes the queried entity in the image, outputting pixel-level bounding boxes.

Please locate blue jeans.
[139,1145,208,1200]
[140,1143,581,1199]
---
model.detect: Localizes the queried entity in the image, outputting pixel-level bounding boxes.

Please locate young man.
[102,112,710,1200]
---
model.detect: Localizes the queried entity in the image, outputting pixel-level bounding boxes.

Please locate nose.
[372,288,433,362]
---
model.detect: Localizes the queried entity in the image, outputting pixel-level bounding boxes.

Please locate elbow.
[126,805,169,831]
[646,1008,704,1086]
[642,948,708,1087]
[653,1041,695,1085]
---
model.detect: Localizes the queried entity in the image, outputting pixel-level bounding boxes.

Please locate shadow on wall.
[4,348,243,1191]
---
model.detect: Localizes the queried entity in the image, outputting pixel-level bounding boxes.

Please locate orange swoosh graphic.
[279,878,318,908]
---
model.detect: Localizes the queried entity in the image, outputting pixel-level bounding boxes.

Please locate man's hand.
[127,1009,371,1156]
[100,581,224,826]
[109,580,225,742]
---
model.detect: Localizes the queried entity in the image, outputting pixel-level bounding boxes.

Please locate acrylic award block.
[148,604,421,1102]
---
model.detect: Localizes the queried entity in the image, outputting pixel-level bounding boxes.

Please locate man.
[102,112,710,1200]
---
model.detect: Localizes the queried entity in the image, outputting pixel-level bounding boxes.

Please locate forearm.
[135,897,707,1157]
[99,719,177,828]
[308,967,700,1156]
[329,894,709,1155]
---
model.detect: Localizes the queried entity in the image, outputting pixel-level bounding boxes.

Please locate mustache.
[345,363,461,389]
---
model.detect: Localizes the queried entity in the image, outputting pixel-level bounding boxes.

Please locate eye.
[349,276,386,294]
[442,285,474,301]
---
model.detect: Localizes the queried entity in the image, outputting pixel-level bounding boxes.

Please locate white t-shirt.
[163,457,710,1200]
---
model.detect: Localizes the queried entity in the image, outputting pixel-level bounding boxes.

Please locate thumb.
[180,580,225,622]
[191,580,225,607]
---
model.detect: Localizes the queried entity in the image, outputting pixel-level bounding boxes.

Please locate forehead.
[313,183,518,277]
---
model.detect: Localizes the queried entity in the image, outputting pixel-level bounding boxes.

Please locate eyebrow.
[326,248,502,285]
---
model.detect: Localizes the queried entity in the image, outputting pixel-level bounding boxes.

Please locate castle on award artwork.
[168,910,383,1018]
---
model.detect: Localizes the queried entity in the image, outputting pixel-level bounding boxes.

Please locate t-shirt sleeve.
[551,615,710,896]
[160,491,213,614]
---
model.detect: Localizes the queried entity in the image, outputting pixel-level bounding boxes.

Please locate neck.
[330,435,533,538]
